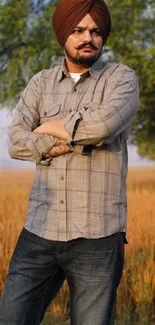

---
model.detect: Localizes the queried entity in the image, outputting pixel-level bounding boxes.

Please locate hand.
[33,120,70,141]
[44,141,72,158]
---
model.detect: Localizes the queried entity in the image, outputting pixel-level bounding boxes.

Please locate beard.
[65,45,102,68]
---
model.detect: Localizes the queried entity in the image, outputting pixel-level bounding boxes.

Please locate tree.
[107,0,155,160]
[0,0,62,107]
[0,0,155,160]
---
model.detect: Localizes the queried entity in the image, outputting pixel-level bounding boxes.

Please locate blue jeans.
[0,228,125,325]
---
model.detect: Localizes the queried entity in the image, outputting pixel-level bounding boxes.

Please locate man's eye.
[93,30,101,36]
[73,29,82,34]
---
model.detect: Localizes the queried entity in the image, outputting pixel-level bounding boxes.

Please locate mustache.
[75,42,98,50]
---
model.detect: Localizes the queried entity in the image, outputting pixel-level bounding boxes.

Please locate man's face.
[64,14,103,69]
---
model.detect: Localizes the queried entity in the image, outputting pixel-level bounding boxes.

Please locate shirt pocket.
[40,103,61,123]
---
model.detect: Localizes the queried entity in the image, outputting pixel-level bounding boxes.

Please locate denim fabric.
[0,228,124,325]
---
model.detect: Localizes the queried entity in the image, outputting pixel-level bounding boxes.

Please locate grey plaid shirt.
[8,57,139,241]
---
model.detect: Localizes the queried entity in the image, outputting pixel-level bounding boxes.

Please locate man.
[0,0,139,324]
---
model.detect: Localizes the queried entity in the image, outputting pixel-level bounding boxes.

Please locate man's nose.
[82,30,92,43]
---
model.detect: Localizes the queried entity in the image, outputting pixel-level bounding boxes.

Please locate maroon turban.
[52,0,111,47]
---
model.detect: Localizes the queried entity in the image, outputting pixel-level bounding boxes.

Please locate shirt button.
[69,109,72,113]
[44,112,47,116]
[60,176,64,180]
[73,88,77,92]
[60,200,64,204]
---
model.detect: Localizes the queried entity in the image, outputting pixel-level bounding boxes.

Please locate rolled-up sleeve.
[8,72,56,164]
[64,66,139,146]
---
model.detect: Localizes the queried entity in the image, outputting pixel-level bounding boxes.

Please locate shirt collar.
[58,55,106,82]
[58,59,70,82]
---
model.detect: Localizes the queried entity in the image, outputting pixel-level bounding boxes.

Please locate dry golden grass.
[0,169,34,294]
[118,166,155,321]
[0,166,155,321]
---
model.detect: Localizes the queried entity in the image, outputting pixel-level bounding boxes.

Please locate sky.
[0,108,154,168]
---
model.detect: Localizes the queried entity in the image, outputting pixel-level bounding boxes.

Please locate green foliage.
[107,0,155,160]
[0,0,155,160]
[0,0,61,107]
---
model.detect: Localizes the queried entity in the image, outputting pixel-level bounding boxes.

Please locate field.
[0,166,155,324]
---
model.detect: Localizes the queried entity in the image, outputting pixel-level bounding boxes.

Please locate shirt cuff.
[27,134,57,164]
[64,111,85,154]
[64,111,82,138]
[66,139,84,154]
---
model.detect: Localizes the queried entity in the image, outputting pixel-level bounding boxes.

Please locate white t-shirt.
[69,72,81,83]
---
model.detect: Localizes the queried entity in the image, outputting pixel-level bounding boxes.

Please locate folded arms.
[8,66,139,163]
